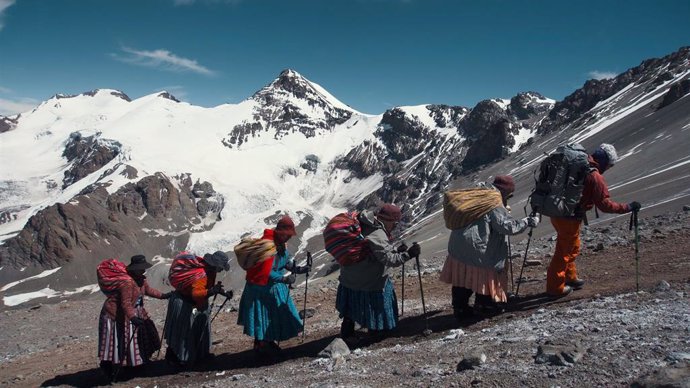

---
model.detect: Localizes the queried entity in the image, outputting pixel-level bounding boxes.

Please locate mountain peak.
[252,69,355,113]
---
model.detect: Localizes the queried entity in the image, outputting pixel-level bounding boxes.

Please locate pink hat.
[275,215,296,236]
[376,204,402,222]
[492,175,515,195]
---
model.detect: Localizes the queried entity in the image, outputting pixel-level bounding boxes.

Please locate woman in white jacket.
[440,176,538,320]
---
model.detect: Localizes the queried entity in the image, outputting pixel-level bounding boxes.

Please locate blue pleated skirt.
[164,293,211,364]
[237,281,303,342]
[336,278,399,330]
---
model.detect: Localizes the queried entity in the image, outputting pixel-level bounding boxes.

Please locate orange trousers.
[546,217,582,295]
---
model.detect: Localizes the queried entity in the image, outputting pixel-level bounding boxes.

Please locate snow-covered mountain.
[1,46,689,307]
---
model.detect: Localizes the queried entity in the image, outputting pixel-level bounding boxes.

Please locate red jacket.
[579,156,630,215]
[102,276,162,320]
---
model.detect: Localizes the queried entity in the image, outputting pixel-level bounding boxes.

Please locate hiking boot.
[254,340,280,358]
[453,307,474,321]
[548,285,573,299]
[340,317,355,339]
[566,278,585,290]
[474,294,503,315]
[99,361,114,381]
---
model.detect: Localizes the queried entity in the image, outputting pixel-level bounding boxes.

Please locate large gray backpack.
[529,143,592,217]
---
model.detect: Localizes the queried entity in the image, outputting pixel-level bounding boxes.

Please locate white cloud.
[0,0,16,31]
[588,70,618,80]
[0,96,39,116]
[112,46,216,76]
[0,85,13,94]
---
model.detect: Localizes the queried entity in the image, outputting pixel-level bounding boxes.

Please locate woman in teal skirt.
[237,216,310,356]
[335,204,419,340]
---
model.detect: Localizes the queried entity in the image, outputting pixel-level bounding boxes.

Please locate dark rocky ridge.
[336,94,553,218]
[61,132,121,189]
[157,92,180,103]
[658,78,690,109]
[0,173,223,270]
[0,115,18,133]
[54,89,131,102]
[538,46,690,134]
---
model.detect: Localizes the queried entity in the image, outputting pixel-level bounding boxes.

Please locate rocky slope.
[1,209,688,387]
[0,170,223,294]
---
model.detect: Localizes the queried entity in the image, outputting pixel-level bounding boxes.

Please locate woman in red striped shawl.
[98,255,172,381]
[164,250,231,366]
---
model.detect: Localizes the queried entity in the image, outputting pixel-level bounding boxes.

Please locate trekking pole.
[412,243,431,336]
[514,222,535,298]
[401,262,405,317]
[508,236,514,293]
[210,293,231,324]
[302,251,313,342]
[112,324,139,382]
[629,209,640,292]
[155,310,168,360]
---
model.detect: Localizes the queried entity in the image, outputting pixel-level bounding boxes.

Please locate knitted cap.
[592,143,618,171]
[376,204,402,222]
[275,215,296,236]
[492,175,516,195]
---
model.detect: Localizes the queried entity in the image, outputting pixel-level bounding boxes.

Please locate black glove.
[221,289,234,299]
[397,243,408,253]
[629,201,641,212]
[130,317,145,327]
[207,282,224,297]
[160,291,174,299]
[281,274,297,285]
[407,243,421,258]
[293,265,311,274]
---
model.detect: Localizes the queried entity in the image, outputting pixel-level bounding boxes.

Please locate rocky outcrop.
[351,106,466,219]
[0,115,18,133]
[427,104,469,128]
[62,132,121,189]
[77,89,131,101]
[335,141,389,179]
[0,173,223,269]
[376,108,430,161]
[460,100,512,171]
[157,92,180,103]
[658,79,690,109]
[508,92,553,120]
[462,118,513,171]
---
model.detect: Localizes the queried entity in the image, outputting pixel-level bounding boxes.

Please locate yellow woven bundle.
[233,238,277,270]
[443,188,503,230]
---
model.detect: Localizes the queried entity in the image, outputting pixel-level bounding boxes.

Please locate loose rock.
[655,280,672,292]
[457,349,487,371]
[318,338,350,359]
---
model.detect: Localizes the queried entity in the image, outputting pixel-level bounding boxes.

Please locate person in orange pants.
[547,217,582,295]
[546,143,640,297]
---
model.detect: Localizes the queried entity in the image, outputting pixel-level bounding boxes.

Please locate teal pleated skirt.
[237,282,303,342]
[336,278,399,330]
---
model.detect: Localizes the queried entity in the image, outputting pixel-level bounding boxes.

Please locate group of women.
[97,176,534,379]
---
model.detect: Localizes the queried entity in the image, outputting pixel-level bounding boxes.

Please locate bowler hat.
[127,254,152,271]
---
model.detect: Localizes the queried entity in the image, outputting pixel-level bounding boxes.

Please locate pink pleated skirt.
[439,256,508,303]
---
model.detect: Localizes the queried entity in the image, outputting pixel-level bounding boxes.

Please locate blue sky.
[0,0,689,115]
